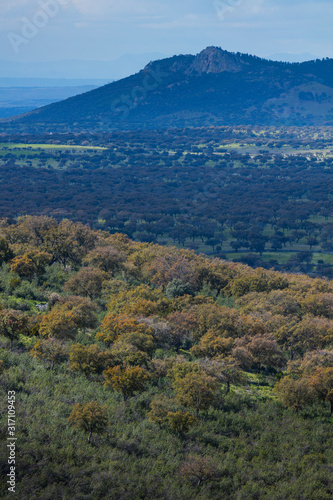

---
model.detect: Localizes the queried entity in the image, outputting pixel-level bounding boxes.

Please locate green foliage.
[165,279,194,298]
[19,334,38,349]
[11,279,47,302]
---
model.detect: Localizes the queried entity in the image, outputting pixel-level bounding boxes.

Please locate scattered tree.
[69,344,116,376]
[181,455,220,487]
[64,267,107,299]
[104,365,150,400]
[173,371,218,413]
[68,401,108,443]
[30,338,68,369]
[0,309,28,350]
[275,376,316,412]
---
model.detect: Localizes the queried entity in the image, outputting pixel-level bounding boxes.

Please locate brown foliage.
[40,296,98,339]
[0,309,28,349]
[30,338,68,369]
[69,343,117,376]
[190,332,234,358]
[64,267,107,299]
[104,365,150,400]
[97,314,153,345]
[68,401,108,443]
[236,334,284,373]
[274,376,316,412]
[83,245,126,273]
[173,371,219,412]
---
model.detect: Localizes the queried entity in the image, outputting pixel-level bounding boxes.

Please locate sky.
[0,0,332,78]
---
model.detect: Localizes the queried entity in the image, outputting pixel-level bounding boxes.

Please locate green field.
[0,143,107,151]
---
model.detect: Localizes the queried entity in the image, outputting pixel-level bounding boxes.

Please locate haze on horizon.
[0,0,332,79]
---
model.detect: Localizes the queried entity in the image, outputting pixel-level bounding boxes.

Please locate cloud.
[71,0,114,16]
[1,0,30,11]
[142,14,209,30]
[0,0,332,65]
[70,0,164,17]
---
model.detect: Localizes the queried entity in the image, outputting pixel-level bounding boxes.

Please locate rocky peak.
[188,46,244,74]
[144,47,245,77]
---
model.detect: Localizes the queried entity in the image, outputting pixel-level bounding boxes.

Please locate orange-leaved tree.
[40,296,98,339]
[308,367,333,414]
[97,313,152,345]
[30,338,68,369]
[69,344,117,376]
[103,365,150,400]
[172,371,219,413]
[68,401,108,443]
[274,376,316,412]
[64,267,107,299]
[10,251,52,279]
[190,331,234,359]
[0,309,28,350]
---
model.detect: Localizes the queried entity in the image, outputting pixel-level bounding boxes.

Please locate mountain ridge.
[3,46,333,132]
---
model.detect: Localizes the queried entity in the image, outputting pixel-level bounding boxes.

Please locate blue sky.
[1,0,332,76]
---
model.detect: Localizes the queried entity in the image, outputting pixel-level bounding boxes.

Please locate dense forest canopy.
[0,217,332,498]
[0,126,333,276]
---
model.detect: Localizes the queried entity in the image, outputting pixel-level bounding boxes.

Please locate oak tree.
[68,401,108,443]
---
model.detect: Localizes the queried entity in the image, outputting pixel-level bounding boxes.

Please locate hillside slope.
[0,217,333,498]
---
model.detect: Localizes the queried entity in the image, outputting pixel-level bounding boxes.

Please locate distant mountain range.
[268,52,319,63]
[0,53,167,81]
[3,46,333,132]
[0,85,103,119]
[0,78,111,88]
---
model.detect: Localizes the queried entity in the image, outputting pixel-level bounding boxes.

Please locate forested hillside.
[0,217,332,499]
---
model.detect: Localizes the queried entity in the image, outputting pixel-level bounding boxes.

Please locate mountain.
[3,46,333,132]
